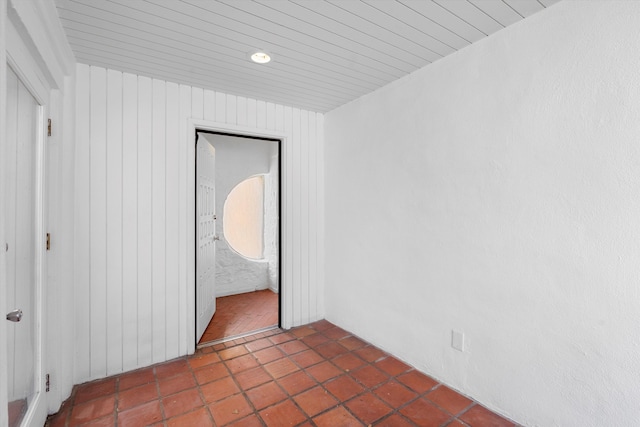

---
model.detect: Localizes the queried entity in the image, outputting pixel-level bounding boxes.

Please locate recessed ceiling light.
[251,52,271,64]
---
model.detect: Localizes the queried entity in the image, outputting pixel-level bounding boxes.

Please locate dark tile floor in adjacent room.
[199,290,279,345]
[46,320,517,427]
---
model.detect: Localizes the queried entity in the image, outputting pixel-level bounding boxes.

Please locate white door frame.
[3,14,50,427]
[186,119,288,354]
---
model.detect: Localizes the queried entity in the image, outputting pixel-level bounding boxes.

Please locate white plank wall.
[74,63,324,381]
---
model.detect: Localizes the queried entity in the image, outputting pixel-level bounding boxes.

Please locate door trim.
[186,120,289,355]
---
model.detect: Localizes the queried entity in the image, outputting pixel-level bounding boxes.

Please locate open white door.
[196,135,217,342]
[4,67,47,426]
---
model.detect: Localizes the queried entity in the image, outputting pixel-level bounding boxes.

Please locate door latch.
[6,309,23,322]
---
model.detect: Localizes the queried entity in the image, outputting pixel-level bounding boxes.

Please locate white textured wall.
[74,63,324,382]
[324,2,640,426]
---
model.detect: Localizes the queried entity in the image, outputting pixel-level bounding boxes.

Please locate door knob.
[6,309,22,322]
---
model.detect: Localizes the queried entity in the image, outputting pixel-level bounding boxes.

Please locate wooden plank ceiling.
[55,0,560,113]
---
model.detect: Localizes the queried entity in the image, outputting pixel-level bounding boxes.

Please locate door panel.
[196,137,217,342]
[5,66,45,427]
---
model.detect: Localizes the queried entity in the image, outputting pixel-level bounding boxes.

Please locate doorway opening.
[195,131,281,347]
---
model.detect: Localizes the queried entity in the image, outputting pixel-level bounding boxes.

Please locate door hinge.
[46,233,51,251]
[47,119,52,137]
[46,374,50,392]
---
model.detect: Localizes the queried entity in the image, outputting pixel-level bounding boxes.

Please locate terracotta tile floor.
[46,320,519,427]
[199,290,279,345]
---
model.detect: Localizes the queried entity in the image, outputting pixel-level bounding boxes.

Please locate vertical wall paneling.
[178,84,191,356]
[74,64,91,380]
[105,69,123,375]
[89,66,108,378]
[247,98,257,128]
[214,92,226,123]
[121,72,138,371]
[291,108,301,323]
[300,111,310,323]
[266,103,276,131]
[256,101,267,129]
[191,87,203,121]
[75,65,324,379]
[152,79,167,363]
[164,81,180,360]
[203,89,215,122]
[316,114,326,318]
[283,106,294,328]
[275,105,285,132]
[237,96,248,126]
[308,113,318,321]
[226,95,237,125]
[137,76,153,367]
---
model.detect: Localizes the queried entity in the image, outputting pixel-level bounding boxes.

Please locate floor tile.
[75,414,114,427]
[209,394,253,426]
[118,367,155,390]
[73,378,117,404]
[375,356,412,376]
[277,371,318,395]
[200,376,240,403]
[117,400,163,427]
[69,396,115,425]
[235,366,272,390]
[345,392,393,424]
[118,382,159,410]
[166,407,212,427]
[158,372,197,397]
[194,362,229,385]
[162,387,203,419]
[155,358,190,378]
[306,361,343,383]
[225,353,259,374]
[323,326,351,340]
[316,341,349,359]
[198,289,278,344]
[459,405,516,427]
[313,406,364,427]
[253,346,285,364]
[350,364,389,388]
[188,352,221,370]
[280,339,310,355]
[245,338,274,352]
[301,332,331,348]
[227,414,264,427]
[354,345,387,363]
[291,326,317,338]
[245,381,287,410]
[264,357,299,379]
[426,385,474,415]
[338,336,367,351]
[47,320,518,427]
[400,397,452,427]
[374,380,418,408]
[332,353,367,372]
[397,370,439,394]
[376,414,416,427]
[259,399,307,427]
[269,332,296,345]
[324,375,366,402]
[290,349,324,368]
[293,386,339,417]
[219,345,249,361]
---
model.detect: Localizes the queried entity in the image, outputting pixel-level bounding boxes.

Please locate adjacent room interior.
[1,1,639,426]
[196,132,280,346]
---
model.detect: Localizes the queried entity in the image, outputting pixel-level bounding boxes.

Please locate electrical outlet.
[452,330,465,352]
